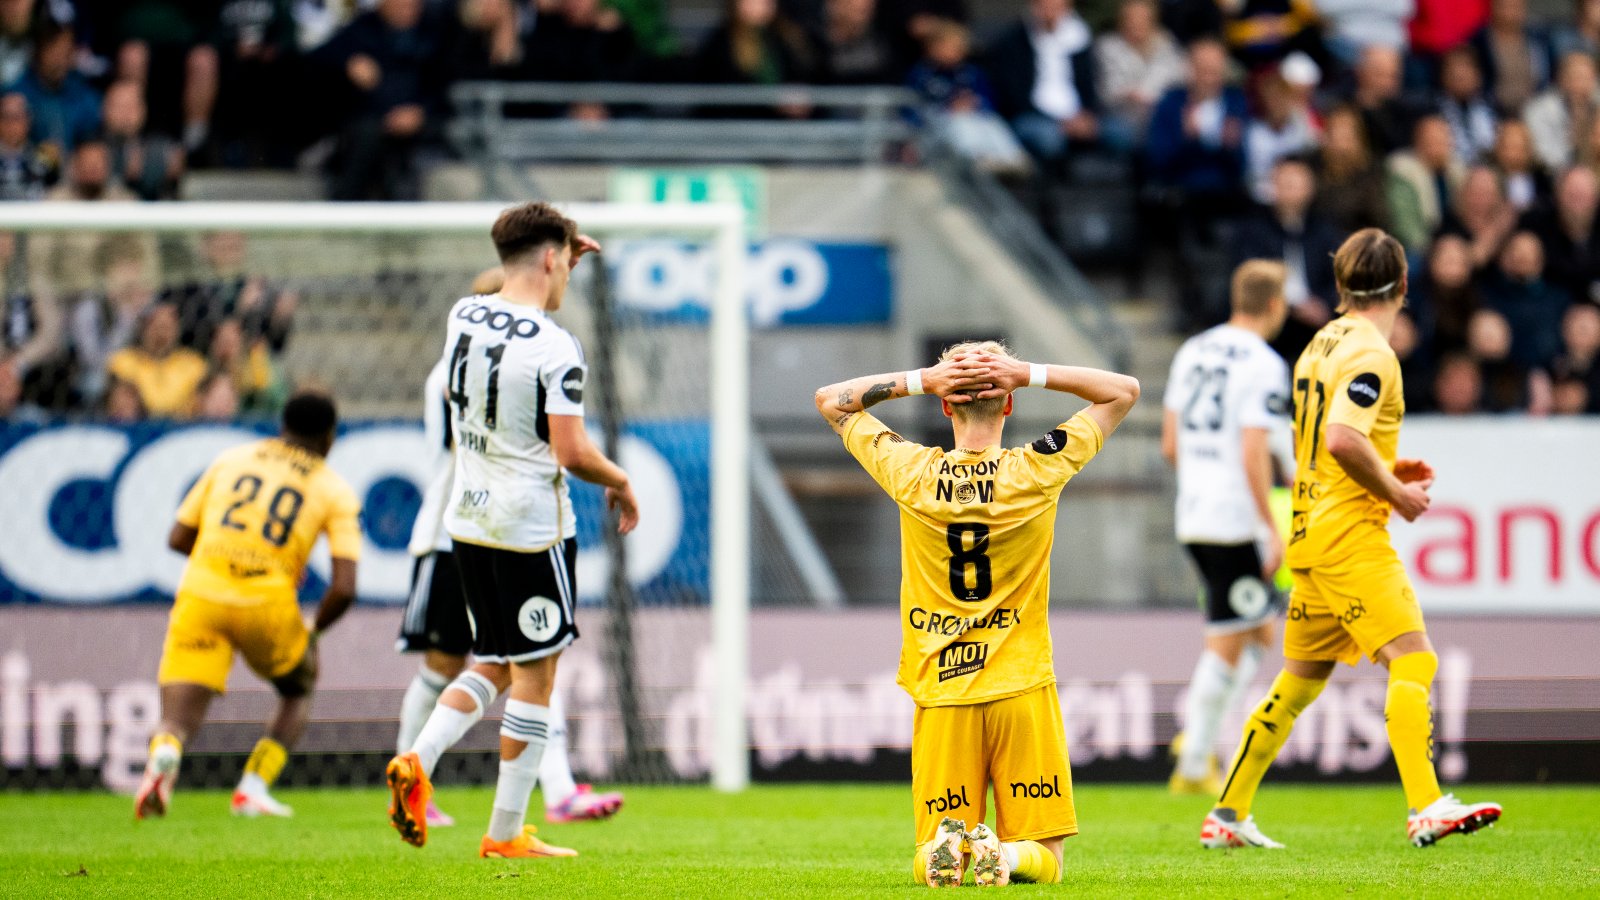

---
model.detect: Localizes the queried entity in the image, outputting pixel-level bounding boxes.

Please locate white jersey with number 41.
[1164,323,1292,545]
[439,294,589,552]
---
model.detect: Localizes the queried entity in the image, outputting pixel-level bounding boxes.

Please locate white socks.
[539,690,578,807]
[1224,643,1264,718]
[397,666,451,754]
[411,671,498,776]
[1179,650,1235,780]
[488,699,551,842]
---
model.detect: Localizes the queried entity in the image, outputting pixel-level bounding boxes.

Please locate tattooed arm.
[813,357,993,435]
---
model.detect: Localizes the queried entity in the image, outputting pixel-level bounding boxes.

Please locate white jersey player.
[387,204,639,860]
[1161,260,1293,795]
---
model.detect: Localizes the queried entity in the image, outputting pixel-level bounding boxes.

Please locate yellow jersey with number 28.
[841,410,1103,708]
[1286,314,1404,570]
[174,438,363,607]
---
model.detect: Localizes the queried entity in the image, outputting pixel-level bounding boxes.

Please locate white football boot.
[1407,794,1502,847]
[1200,811,1284,849]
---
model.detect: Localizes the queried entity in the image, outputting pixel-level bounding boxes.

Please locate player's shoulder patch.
[1265,391,1290,416]
[1347,372,1381,408]
[1030,428,1068,455]
[560,366,585,404]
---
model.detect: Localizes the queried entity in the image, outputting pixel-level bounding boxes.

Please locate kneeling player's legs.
[987,684,1073,883]
[910,702,985,884]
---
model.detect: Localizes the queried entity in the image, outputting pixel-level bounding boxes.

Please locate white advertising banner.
[1394,418,1600,613]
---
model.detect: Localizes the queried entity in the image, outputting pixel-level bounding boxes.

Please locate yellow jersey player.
[1200,229,1502,850]
[816,342,1139,887]
[134,392,361,820]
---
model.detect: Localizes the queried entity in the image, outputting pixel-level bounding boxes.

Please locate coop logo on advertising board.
[0,423,686,606]
[607,239,891,327]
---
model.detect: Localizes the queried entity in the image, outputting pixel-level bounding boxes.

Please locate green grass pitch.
[2,783,1596,897]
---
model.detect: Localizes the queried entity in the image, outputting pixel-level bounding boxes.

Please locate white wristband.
[1028,363,1048,388]
[906,368,925,396]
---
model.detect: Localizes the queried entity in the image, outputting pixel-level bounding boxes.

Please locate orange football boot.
[479,825,578,859]
[386,751,432,848]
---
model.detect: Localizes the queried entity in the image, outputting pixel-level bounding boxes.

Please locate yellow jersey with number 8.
[174,438,363,607]
[840,410,1103,707]
[1286,315,1404,569]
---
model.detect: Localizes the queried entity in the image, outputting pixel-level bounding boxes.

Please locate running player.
[135,392,361,820]
[386,202,639,860]
[816,343,1139,887]
[393,268,622,829]
[1200,228,1502,850]
[1162,260,1293,795]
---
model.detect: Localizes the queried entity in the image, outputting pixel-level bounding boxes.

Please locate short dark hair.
[491,202,576,264]
[282,391,338,439]
[1333,227,1408,311]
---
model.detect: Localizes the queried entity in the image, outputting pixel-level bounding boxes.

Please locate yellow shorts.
[911,683,1076,845]
[1283,544,1426,667]
[158,593,309,693]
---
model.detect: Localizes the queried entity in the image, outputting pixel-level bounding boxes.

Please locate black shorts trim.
[1183,542,1282,632]
[396,550,474,655]
[453,538,579,663]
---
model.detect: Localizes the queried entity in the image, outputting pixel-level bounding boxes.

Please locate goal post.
[0,201,751,792]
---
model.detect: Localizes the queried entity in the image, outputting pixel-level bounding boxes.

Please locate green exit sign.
[609,167,767,236]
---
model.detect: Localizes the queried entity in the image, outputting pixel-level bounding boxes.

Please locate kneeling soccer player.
[136,392,362,820]
[1201,229,1501,850]
[816,343,1139,886]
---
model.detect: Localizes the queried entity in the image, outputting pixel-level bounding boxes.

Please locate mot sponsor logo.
[937,641,987,682]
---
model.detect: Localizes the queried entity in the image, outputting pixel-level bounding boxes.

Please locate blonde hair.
[1231,259,1286,316]
[1333,227,1408,311]
[939,339,1014,420]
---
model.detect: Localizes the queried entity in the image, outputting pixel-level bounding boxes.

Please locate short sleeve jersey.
[841,409,1104,707]
[1163,324,1292,544]
[406,358,455,556]
[175,438,363,607]
[439,295,587,552]
[1285,315,1404,568]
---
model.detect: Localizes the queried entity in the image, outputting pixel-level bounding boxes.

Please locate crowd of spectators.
[0,0,1597,417]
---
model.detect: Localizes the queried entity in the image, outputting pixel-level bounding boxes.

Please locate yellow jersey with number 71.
[174,438,363,607]
[1285,314,1404,570]
[840,409,1103,708]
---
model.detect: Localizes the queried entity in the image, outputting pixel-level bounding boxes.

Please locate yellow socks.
[1216,670,1325,818]
[1386,652,1443,812]
[244,738,288,787]
[1006,840,1061,884]
[911,845,930,886]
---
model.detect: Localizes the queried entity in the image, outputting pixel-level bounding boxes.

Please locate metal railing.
[449,81,916,164]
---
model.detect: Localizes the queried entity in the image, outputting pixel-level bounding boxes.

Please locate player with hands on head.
[817,341,1139,887]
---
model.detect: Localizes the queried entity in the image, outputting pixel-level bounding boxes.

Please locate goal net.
[0,202,752,792]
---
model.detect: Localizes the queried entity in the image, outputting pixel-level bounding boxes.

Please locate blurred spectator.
[906,20,1028,171]
[1314,104,1390,233]
[103,79,182,200]
[1551,301,1600,411]
[1436,45,1497,163]
[1244,71,1319,203]
[1094,0,1184,141]
[1217,0,1318,71]
[193,367,240,420]
[692,0,819,89]
[1433,351,1485,412]
[1487,119,1549,211]
[104,302,207,420]
[0,0,43,87]
[36,141,147,316]
[987,0,1106,165]
[1388,306,1435,411]
[1550,0,1600,61]
[210,0,300,165]
[318,0,453,201]
[1315,0,1415,67]
[1440,165,1518,270]
[293,0,372,53]
[1409,0,1489,62]
[45,137,135,203]
[524,0,644,88]
[1386,115,1464,250]
[1483,229,1570,369]
[0,230,66,417]
[1414,233,1483,353]
[1523,50,1600,173]
[0,91,53,199]
[1350,44,1410,155]
[109,5,219,156]
[1472,0,1551,116]
[5,18,98,160]
[1466,307,1540,410]
[70,236,157,404]
[207,315,289,414]
[167,230,297,357]
[103,377,145,422]
[450,0,524,80]
[1523,165,1600,305]
[816,0,900,84]
[1146,39,1246,201]
[1234,157,1339,359]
